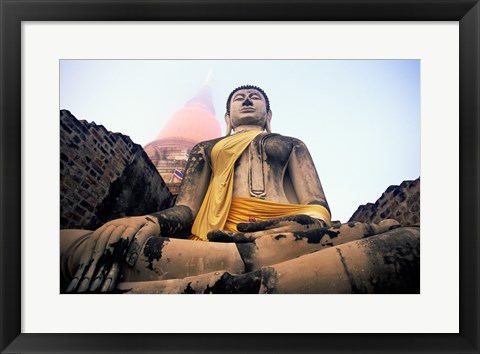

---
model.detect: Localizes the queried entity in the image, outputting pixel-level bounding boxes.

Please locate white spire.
[203,68,213,87]
[184,70,215,115]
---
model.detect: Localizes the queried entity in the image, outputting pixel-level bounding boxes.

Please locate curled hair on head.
[226,85,270,115]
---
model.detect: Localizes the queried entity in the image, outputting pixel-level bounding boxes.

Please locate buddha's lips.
[240,108,255,112]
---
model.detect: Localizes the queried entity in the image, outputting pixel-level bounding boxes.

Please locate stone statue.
[61,85,420,294]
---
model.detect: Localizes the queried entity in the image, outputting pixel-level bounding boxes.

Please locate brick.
[80,200,95,212]
[67,193,81,204]
[105,135,116,146]
[62,176,75,189]
[60,152,69,162]
[74,204,88,215]
[91,162,104,176]
[71,174,83,184]
[64,211,81,223]
[91,129,102,141]
[85,175,97,185]
[86,196,96,205]
[78,188,91,200]
[60,122,72,135]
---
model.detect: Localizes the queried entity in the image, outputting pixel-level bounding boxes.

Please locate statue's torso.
[231,133,299,203]
[176,131,327,215]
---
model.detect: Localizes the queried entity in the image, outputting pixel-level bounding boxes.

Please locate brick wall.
[60,110,173,230]
[349,178,420,226]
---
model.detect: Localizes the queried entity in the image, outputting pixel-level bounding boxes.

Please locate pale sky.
[60,60,420,222]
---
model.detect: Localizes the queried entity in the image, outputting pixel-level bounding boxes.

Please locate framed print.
[58,58,421,297]
[1,0,479,353]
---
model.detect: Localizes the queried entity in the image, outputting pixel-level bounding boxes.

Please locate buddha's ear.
[224,113,232,136]
[265,110,273,133]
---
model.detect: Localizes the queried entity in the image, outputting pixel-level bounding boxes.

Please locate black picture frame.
[1,0,478,353]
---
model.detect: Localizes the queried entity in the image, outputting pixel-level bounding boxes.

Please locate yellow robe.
[191,130,263,240]
[224,197,331,233]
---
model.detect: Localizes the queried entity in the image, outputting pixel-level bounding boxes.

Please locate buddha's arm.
[149,142,213,237]
[174,142,213,217]
[287,139,330,212]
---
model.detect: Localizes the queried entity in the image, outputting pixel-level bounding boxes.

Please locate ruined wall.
[60,110,173,230]
[349,178,420,226]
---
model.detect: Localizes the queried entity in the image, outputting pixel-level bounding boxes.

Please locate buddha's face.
[227,88,271,130]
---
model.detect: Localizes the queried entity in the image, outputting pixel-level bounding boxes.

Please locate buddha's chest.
[232,138,293,198]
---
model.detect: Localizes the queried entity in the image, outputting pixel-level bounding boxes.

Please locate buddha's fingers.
[89,226,136,292]
[371,219,402,233]
[207,230,238,242]
[89,259,112,292]
[100,238,131,292]
[76,225,120,293]
[208,230,264,243]
[207,216,325,243]
[243,225,301,238]
[95,221,159,292]
[237,215,321,233]
[65,224,109,293]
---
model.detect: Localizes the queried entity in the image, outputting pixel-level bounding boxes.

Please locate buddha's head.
[225,85,272,136]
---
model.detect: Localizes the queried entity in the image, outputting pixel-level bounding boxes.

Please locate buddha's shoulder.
[191,134,308,155]
[190,137,225,153]
[263,133,306,149]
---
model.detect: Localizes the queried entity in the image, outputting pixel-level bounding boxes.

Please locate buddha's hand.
[65,215,160,293]
[207,214,327,243]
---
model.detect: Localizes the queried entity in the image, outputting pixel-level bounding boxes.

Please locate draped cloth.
[191,130,263,240]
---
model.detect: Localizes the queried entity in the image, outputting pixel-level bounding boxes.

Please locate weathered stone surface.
[349,178,420,226]
[60,110,173,229]
[117,226,420,294]
[258,226,420,294]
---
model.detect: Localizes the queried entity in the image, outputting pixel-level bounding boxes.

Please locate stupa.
[144,77,221,194]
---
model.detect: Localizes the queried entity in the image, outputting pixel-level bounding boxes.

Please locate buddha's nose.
[242,98,253,106]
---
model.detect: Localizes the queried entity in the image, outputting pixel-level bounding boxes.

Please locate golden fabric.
[224,197,331,232]
[187,234,204,241]
[191,130,263,240]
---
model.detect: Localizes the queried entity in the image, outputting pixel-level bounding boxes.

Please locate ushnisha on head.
[225,85,272,136]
